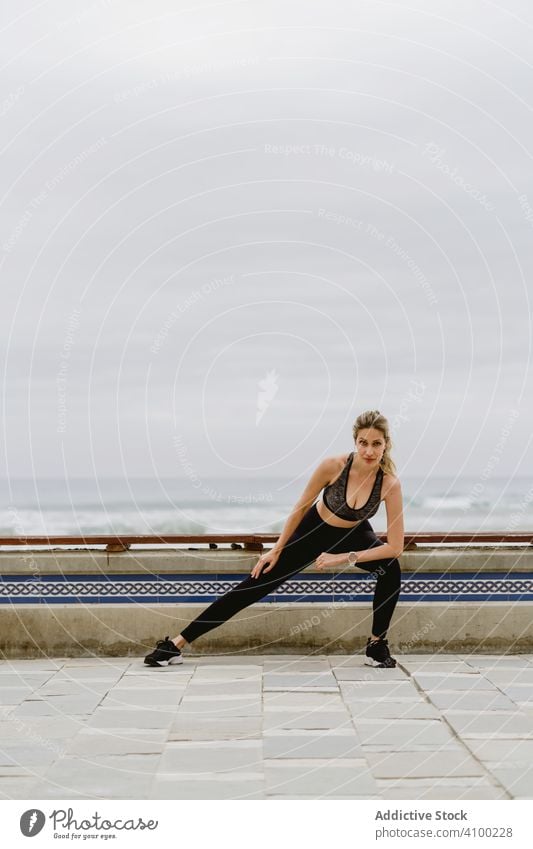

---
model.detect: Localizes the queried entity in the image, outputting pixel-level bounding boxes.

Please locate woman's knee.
[375,557,401,582]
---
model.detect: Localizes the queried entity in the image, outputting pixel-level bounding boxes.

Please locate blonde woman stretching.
[144,410,404,668]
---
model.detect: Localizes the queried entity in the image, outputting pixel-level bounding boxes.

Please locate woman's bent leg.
[180,505,342,644]
[332,520,401,639]
[365,555,401,639]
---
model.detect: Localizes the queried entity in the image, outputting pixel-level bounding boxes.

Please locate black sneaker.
[364,636,397,668]
[144,636,183,667]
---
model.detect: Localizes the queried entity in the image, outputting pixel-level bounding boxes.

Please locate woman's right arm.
[250,457,334,579]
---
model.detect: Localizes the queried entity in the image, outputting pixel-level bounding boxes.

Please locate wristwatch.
[348,551,359,567]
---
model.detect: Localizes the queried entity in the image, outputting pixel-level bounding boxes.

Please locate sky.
[1,0,532,487]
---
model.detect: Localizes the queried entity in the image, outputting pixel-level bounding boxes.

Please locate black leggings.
[180,502,401,644]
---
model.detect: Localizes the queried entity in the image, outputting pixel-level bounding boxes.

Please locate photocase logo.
[256,369,279,425]
[20,809,46,837]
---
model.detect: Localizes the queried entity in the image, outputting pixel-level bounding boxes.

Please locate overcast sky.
[1,0,532,486]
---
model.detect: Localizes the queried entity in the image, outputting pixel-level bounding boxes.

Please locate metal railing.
[0,531,531,553]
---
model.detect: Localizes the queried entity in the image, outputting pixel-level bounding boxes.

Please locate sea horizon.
[1,475,532,535]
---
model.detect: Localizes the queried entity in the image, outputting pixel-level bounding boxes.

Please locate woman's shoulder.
[381,472,402,497]
[320,453,351,486]
[322,452,351,466]
[329,452,352,470]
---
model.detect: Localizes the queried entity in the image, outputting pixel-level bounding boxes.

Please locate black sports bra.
[322,452,384,522]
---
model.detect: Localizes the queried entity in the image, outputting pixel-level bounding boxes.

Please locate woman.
[144,409,404,669]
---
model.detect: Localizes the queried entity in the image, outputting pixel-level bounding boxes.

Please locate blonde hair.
[352,409,396,476]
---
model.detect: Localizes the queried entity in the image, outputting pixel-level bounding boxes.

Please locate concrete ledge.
[1,546,533,573]
[1,602,532,658]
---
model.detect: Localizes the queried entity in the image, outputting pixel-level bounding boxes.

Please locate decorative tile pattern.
[1,572,533,603]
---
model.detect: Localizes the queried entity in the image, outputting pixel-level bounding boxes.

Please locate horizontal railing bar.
[0,532,531,547]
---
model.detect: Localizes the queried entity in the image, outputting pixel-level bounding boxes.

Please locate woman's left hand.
[315,552,344,570]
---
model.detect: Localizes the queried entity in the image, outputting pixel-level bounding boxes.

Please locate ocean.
[1,476,532,538]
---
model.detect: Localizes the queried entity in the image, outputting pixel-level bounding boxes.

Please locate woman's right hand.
[250,547,281,579]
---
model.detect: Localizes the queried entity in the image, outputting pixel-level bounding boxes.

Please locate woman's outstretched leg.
[177,560,301,645]
[143,565,300,667]
[143,509,332,665]
[178,507,338,645]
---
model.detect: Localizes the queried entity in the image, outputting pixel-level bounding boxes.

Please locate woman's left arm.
[350,478,405,564]
[315,478,404,571]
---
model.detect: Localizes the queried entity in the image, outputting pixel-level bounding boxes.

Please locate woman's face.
[355,428,386,465]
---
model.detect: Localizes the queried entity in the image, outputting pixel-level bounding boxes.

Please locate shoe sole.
[364,657,397,668]
[144,656,183,667]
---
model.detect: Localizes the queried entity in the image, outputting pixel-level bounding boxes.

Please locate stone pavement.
[1,653,533,800]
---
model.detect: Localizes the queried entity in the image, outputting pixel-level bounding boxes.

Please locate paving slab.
[184,681,262,697]
[465,738,533,765]
[264,758,378,796]
[27,754,160,799]
[326,656,375,667]
[349,700,440,720]
[114,674,192,689]
[0,777,39,799]
[177,697,262,716]
[363,741,464,753]
[352,719,455,746]
[502,685,533,704]
[366,749,485,779]
[150,776,265,799]
[0,689,34,706]
[64,728,168,756]
[0,764,52,778]
[443,710,533,738]
[159,740,262,774]
[191,665,263,679]
[462,656,533,669]
[0,743,62,769]
[169,715,262,741]
[0,716,85,740]
[263,673,339,691]
[263,731,362,759]
[339,680,420,700]
[426,690,517,711]
[18,781,99,800]
[0,661,63,672]
[413,674,498,691]
[264,793,380,800]
[185,655,269,664]
[400,662,478,675]
[480,669,533,685]
[263,711,354,731]
[264,661,332,672]
[397,655,460,662]
[12,699,97,718]
[377,780,508,800]
[0,674,55,688]
[60,658,129,667]
[87,707,177,729]
[263,692,346,710]
[100,688,185,708]
[39,695,104,714]
[489,766,533,797]
[332,666,409,681]
[51,668,124,681]
[37,681,112,697]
